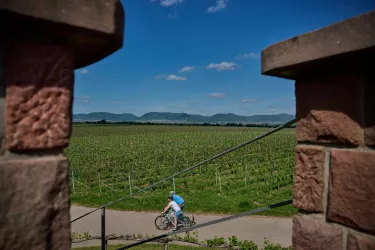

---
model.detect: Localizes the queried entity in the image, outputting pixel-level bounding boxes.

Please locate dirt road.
[70,205,292,248]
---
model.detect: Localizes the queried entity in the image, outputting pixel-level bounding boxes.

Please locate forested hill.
[73,112,295,124]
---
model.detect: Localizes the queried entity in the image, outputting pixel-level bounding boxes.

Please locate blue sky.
[73,0,375,116]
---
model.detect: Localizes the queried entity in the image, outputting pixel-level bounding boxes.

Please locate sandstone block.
[292,215,342,250]
[295,73,362,145]
[5,40,74,151]
[261,10,375,80]
[1,0,125,69]
[0,47,4,155]
[327,149,375,235]
[363,73,375,147]
[347,232,375,250]
[0,156,70,250]
[0,97,4,154]
[293,146,325,212]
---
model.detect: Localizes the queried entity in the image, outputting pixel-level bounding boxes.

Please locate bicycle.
[154,209,195,230]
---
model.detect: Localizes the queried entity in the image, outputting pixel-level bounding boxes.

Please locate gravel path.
[71,205,292,248]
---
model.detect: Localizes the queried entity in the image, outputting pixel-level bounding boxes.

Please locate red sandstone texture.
[293,146,325,212]
[328,149,375,235]
[5,41,74,151]
[347,232,375,250]
[0,156,70,250]
[295,73,362,145]
[292,215,342,250]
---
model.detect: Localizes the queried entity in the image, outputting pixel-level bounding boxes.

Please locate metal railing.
[116,199,293,249]
[70,119,296,250]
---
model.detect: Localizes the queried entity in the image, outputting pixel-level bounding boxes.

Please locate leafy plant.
[262,238,292,250]
[205,236,226,247]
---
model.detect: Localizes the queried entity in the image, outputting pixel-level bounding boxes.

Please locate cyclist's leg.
[174,210,182,228]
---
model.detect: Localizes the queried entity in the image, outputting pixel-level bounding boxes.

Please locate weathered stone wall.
[0,1,124,249]
[262,10,375,250]
[292,72,375,250]
[0,40,73,250]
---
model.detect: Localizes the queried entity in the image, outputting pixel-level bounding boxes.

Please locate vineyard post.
[215,166,218,185]
[227,175,229,191]
[114,162,117,189]
[256,168,259,196]
[289,154,294,182]
[72,169,75,193]
[173,155,176,193]
[272,150,279,190]
[128,175,132,195]
[164,241,168,250]
[99,173,101,193]
[244,165,248,187]
[219,172,222,193]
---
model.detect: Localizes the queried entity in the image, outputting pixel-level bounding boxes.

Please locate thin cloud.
[155,74,187,80]
[185,100,201,103]
[207,0,228,13]
[75,96,90,103]
[79,69,89,74]
[206,62,237,71]
[160,0,183,7]
[208,92,226,98]
[234,52,259,60]
[241,99,259,103]
[179,66,194,73]
[167,74,187,80]
[269,108,276,112]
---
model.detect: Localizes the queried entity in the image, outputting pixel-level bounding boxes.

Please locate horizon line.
[73,111,296,117]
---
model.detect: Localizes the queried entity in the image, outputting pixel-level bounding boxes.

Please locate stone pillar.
[261,10,375,250]
[0,1,124,249]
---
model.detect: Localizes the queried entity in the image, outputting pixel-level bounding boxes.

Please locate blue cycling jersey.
[173,194,184,204]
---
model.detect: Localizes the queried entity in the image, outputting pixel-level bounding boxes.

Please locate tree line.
[73,119,295,128]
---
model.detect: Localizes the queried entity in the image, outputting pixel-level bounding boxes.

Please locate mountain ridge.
[73,112,295,124]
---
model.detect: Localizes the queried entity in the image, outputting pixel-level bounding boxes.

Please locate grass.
[66,124,297,216]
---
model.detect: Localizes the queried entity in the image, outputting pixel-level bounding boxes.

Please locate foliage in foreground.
[73,237,291,250]
[72,231,292,250]
[66,125,297,216]
[73,244,215,250]
[204,236,291,250]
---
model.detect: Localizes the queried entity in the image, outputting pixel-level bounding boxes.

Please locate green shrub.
[205,236,226,247]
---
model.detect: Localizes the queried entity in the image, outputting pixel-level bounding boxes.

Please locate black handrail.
[116,199,293,250]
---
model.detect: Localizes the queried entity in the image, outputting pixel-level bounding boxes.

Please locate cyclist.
[170,191,185,211]
[162,195,182,231]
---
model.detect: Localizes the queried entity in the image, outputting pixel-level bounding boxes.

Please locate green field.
[65,124,297,216]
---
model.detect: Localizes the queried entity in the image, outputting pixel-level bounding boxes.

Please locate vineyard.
[65,124,297,216]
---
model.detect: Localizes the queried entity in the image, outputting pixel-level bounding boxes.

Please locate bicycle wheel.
[183,213,195,226]
[154,215,172,230]
[191,214,196,225]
